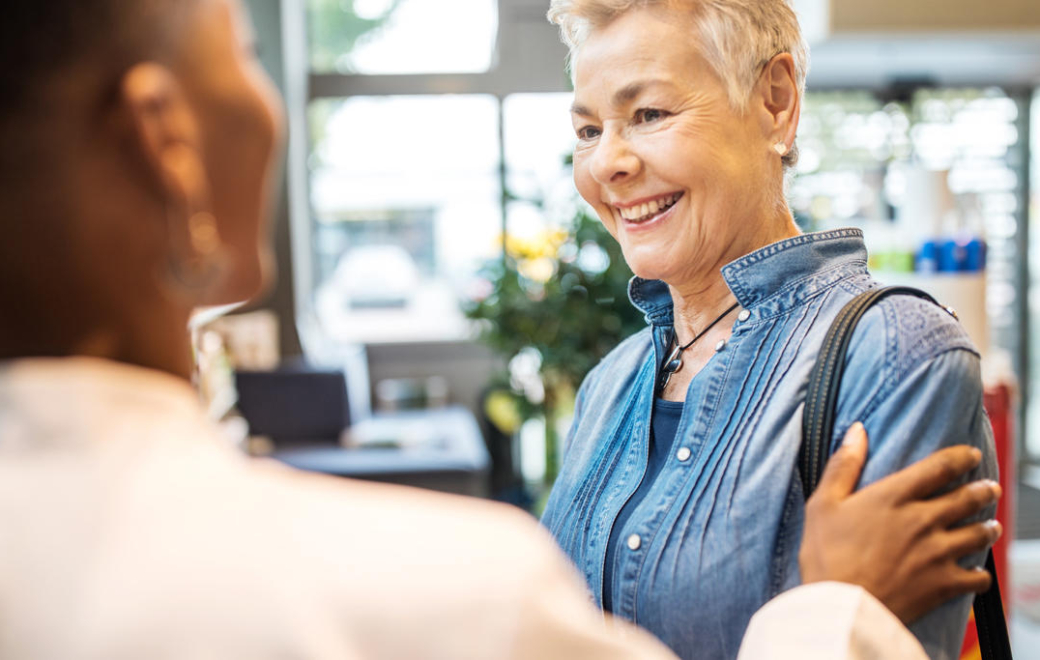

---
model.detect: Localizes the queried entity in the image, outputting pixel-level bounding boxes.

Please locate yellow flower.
[518,257,557,284]
[503,228,570,261]
[485,390,522,435]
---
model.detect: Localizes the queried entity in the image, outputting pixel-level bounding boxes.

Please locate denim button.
[738,309,751,322]
[676,447,692,462]
[627,534,642,550]
[715,340,727,352]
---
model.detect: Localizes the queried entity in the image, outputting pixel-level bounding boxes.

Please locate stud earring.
[773,141,788,156]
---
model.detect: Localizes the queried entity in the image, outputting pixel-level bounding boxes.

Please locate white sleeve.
[506,530,680,660]
[737,582,928,660]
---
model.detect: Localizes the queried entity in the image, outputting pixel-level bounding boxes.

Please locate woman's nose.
[589,130,640,185]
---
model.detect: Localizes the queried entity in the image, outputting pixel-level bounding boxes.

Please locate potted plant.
[464,203,644,501]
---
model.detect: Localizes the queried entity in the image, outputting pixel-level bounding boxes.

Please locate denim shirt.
[541,229,997,660]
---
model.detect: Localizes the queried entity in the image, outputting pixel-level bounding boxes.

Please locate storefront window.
[307,0,498,74]
[309,95,502,343]
[794,88,1024,367]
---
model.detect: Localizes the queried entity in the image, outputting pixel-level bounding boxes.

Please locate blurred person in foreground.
[539,1,998,658]
[0,0,1001,658]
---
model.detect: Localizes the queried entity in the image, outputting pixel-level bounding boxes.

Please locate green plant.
[464,207,645,485]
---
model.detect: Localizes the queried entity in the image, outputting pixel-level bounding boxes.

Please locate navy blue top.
[602,395,687,612]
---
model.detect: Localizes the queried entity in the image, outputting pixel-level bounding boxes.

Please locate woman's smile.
[611,191,684,233]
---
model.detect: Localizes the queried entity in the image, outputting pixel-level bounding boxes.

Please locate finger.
[899,563,995,625]
[909,566,995,623]
[942,566,993,599]
[872,446,982,503]
[925,480,1001,529]
[812,422,868,502]
[940,520,1002,561]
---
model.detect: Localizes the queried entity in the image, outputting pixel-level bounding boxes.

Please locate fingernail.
[843,422,866,446]
[985,480,1002,499]
[985,519,1003,540]
[969,447,983,463]
[971,480,1001,500]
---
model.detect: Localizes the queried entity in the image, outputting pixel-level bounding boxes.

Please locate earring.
[773,141,789,156]
[188,212,221,257]
[163,205,229,299]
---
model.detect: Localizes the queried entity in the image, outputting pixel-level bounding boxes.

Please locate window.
[793,87,1031,458]
[308,0,498,75]
[502,93,576,253]
[289,0,571,346]
[794,89,1025,341]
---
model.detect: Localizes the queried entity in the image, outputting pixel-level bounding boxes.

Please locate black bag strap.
[799,286,939,495]
[975,550,1013,660]
[799,285,1012,660]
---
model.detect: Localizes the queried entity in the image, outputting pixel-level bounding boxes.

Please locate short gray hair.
[548,0,810,168]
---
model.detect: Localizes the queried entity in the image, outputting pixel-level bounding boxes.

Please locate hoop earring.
[162,205,230,300]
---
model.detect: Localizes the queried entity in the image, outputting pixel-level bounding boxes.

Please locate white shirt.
[0,358,926,659]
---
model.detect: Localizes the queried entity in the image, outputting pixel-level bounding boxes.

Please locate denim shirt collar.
[627,228,869,325]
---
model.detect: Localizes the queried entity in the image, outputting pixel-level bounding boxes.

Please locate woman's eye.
[637,108,667,123]
[577,126,601,141]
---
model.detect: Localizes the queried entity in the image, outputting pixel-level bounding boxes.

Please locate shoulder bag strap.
[799,285,1012,660]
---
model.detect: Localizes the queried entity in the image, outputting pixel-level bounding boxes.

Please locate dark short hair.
[0,0,194,193]
[3,1,164,111]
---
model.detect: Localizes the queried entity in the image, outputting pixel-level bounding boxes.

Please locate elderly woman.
[540,1,998,659]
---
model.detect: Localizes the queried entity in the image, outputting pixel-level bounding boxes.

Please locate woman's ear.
[119,62,208,209]
[757,53,801,154]
[119,63,229,303]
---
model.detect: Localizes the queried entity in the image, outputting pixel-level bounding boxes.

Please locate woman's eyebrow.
[571,79,674,117]
[613,79,673,105]
[570,102,593,117]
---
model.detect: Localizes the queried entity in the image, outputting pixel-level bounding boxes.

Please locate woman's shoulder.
[838,278,978,377]
[828,278,987,458]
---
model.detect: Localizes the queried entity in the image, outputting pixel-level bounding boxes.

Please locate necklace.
[658,302,740,393]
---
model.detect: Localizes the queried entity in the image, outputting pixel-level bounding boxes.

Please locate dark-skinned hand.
[799,422,1001,625]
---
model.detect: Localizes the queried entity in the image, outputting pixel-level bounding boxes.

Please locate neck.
[669,279,739,345]
[669,209,799,343]
[0,299,195,382]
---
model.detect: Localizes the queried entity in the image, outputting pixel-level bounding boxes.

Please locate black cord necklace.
[658,302,740,393]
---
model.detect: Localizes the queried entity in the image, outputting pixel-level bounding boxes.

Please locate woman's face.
[570,7,776,286]
[173,0,285,304]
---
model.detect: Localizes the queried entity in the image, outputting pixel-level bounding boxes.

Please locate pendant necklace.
[658,301,740,393]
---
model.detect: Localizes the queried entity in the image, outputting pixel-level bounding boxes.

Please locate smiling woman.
[566,6,801,305]
[539,2,999,659]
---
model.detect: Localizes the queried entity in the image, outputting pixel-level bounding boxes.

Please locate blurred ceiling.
[792,0,1040,88]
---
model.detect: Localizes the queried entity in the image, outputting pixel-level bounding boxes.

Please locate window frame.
[282,0,572,348]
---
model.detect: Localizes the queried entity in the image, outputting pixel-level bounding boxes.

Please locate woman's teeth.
[617,193,682,223]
